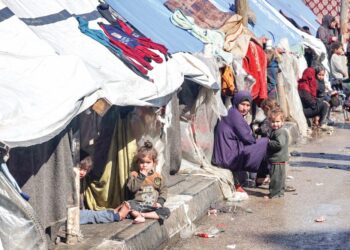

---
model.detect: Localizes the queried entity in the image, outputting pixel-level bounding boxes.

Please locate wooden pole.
[340,0,349,45]
[66,127,80,245]
[235,0,248,27]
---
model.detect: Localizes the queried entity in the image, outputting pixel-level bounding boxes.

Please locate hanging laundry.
[99,23,162,73]
[164,0,232,29]
[77,17,150,79]
[243,41,268,102]
[97,3,169,59]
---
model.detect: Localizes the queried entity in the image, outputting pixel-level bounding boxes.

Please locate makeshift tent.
[213,0,303,47]
[266,0,320,36]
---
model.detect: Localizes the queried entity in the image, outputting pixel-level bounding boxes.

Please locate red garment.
[298,67,317,97]
[243,41,268,103]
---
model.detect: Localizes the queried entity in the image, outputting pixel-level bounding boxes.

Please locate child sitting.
[79,153,130,224]
[126,141,170,224]
[266,108,289,199]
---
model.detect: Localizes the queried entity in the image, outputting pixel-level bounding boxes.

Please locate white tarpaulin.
[0,1,100,147]
[0,0,218,147]
[2,0,187,107]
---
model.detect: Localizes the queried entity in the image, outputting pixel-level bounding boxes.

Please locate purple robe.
[212,91,268,172]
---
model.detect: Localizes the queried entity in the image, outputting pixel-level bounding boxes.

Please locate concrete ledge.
[55,175,223,250]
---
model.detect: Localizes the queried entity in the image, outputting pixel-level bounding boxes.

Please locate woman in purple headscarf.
[212,91,269,191]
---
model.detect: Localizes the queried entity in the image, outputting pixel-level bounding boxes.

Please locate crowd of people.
[79,14,350,225]
[211,14,350,199]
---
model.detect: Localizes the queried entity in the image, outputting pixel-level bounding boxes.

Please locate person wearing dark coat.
[212,91,269,191]
[316,15,339,55]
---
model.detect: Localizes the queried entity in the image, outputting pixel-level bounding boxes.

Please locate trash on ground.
[286,175,294,180]
[290,151,301,156]
[227,244,236,249]
[216,223,227,228]
[195,233,216,238]
[228,192,249,202]
[245,208,253,213]
[208,209,218,216]
[285,186,296,192]
[315,183,324,186]
[315,216,326,223]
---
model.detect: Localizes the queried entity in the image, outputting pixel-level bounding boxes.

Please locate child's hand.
[140,169,149,176]
[153,203,162,208]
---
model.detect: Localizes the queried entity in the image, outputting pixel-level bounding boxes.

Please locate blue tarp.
[212,0,302,46]
[106,0,204,54]
[266,0,319,36]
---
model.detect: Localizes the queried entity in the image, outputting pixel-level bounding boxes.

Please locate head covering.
[232,90,252,108]
[321,15,335,28]
[298,67,317,97]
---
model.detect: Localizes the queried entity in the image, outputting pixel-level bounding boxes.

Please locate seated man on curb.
[79,153,130,224]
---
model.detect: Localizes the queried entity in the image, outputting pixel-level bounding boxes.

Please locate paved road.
[163,125,350,250]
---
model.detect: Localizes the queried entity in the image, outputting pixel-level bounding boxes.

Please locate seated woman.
[298,67,332,131]
[212,91,269,193]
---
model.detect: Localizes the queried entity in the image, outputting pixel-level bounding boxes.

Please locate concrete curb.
[56,176,223,250]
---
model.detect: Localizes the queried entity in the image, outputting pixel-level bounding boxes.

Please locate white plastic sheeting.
[2,0,183,105]
[0,171,47,250]
[0,2,100,147]
[0,0,218,147]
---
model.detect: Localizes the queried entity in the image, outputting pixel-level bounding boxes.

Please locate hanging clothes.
[99,23,164,74]
[164,0,232,29]
[243,41,268,102]
[97,3,169,58]
[77,17,150,79]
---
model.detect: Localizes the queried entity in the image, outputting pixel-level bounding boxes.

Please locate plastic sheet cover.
[0,172,47,250]
[179,88,234,198]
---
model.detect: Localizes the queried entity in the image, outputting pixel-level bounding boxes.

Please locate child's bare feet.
[114,201,130,220]
[133,214,145,224]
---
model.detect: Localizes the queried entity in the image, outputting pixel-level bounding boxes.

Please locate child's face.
[316,70,325,81]
[335,47,344,55]
[270,115,284,130]
[139,155,155,173]
[80,168,89,179]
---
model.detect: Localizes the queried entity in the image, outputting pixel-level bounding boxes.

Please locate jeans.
[80,209,120,224]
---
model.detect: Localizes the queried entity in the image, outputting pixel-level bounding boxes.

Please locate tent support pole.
[66,130,80,245]
[340,0,349,45]
[235,0,248,27]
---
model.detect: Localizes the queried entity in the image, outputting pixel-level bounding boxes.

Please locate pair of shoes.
[285,186,296,192]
